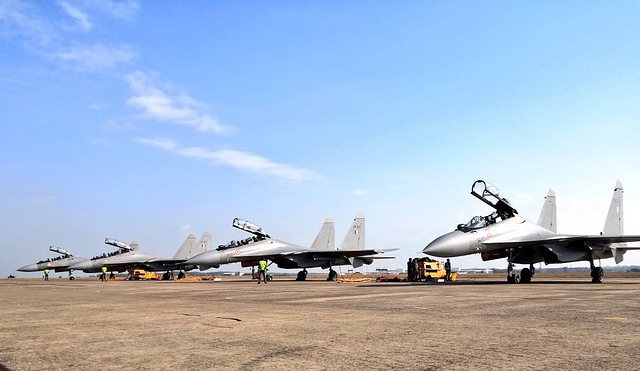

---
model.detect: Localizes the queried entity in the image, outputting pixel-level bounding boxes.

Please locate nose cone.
[423,230,470,257]
[17,263,39,272]
[185,251,221,266]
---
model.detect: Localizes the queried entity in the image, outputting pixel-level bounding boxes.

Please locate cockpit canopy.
[465,216,487,229]
[471,180,518,218]
[216,235,263,251]
[232,218,271,238]
[105,238,135,252]
[49,246,71,256]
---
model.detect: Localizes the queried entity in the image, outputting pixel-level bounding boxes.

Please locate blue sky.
[2,1,640,276]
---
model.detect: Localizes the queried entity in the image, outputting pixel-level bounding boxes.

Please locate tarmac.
[1,273,639,371]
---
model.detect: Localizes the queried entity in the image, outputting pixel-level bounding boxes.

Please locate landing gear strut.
[506,249,520,284]
[589,256,604,283]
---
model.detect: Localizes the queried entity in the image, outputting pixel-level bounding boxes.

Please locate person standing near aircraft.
[444,259,452,281]
[407,258,414,281]
[101,266,107,282]
[257,259,268,284]
[44,268,49,281]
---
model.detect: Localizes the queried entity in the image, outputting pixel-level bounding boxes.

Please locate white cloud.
[136,137,177,151]
[125,71,231,134]
[179,224,191,233]
[55,44,135,69]
[57,1,91,30]
[81,0,140,21]
[0,0,56,45]
[138,138,320,182]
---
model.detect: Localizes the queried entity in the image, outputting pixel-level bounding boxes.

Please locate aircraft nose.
[17,264,38,272]
[423,230,469,257]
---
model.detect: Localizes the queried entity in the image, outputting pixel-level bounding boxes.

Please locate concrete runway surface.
[1,274,639,371]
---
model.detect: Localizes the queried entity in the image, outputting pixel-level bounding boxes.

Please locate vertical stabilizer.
[172,234,198,260]
[338,212,365,250]
[602,180,624,236]
[537,189,557,233]
[310,218,335,251]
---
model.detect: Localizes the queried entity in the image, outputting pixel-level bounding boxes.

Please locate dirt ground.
[1,273,639,371]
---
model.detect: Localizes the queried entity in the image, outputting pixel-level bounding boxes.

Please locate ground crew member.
[44,269,49,281]
[445,258,452,281]
[407,258,414,281]
[257,259,268,284]
[101,266,107,282]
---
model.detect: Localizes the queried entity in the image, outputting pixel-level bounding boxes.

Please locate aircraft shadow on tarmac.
[356,279,640,287]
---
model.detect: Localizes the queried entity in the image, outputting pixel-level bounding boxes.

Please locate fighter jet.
[68,233,212,278]
[184,213,397,281]
[423,180,640,283]
[17,246,89,279]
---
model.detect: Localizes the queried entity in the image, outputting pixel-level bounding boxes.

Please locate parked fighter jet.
[184,213,397,281]
[17,246,89,279]
[423,180,640,283]
[68,233,211,278]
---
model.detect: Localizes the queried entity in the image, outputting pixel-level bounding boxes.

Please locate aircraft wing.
[483,234,640,249]
[232,248,398,261]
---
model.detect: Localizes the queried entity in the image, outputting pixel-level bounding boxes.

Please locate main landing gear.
[296,269,308,281]
[589,256,604,283]
[327,269,338,281]
[506,249,535,284]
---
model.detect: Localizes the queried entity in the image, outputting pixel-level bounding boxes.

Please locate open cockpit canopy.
[232,218,271,238]
[471,180,518,219]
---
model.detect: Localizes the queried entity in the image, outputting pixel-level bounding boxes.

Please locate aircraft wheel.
[69,276,75,281]
[266,275,273,282]
[327,270,338,281]
[591,267,604,283]
[177,272,185,280]
[513,274,521,284]
[296,271,307,281]
[520,268,532,283]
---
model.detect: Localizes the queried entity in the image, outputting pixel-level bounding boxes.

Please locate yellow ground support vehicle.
[413,257,457,282]
[130,269,161,280]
